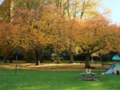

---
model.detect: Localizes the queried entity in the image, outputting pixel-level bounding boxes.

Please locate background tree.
[75,16,117,68]
[11,8,43,65]
[0,23,14,63]
[50,0,111,63]
[13,0,111,64]
[71,0,111,19]
[10,4,68,65]
[0,0,11,23]
[64,18,80,63]
[103,24,120,54]
[13,0,41,11]
[36,5,68,63]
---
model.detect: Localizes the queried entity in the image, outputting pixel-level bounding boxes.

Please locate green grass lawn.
[0,68,120,90]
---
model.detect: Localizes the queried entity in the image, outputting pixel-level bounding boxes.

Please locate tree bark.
[40,57,43,63]
[70,51,74,63]
[85,54,91,68]
[35,50,40,65]
[39,49,44,63]
[9,58,13,63]
[56,50,61,64]
[4,56,7,63]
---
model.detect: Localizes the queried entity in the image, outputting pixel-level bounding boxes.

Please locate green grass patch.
[90,61,114,64]
[102,61,114,64]
[0,68,120,90]
[62,60,80,63]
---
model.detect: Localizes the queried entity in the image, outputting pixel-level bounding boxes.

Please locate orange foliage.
[0,23,14,58]
[0,3,120,59]
[74,15,119,55]
[36,5,69,52]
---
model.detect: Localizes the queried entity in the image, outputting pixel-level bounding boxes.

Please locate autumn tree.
[36,5,69,63]
[10,7,44,65]
[103,24,120,54]
[63,18,80,63]
[47,0,77,63]
[0,0,15,63]
[0,0,11,23]
[36,0,111,63]
[50,0,110,63]
[13,0,41,11]
[75,16,117,68]
[0,0,51,22]
[9,3,68,64]
[0,23,15,63]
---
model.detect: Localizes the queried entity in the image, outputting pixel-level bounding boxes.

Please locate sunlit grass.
[0,68,120,90]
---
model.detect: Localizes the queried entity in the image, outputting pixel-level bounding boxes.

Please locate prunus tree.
[36,5,68,63]
[75,16,117,68]
[52,0,111,63]
[9,4,68,65]
[0,23,14,63]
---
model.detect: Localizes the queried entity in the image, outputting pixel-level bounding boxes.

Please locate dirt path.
[0,63,110,71]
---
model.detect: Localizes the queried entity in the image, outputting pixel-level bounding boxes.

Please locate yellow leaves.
[0,1,118,57]
[73,15,119,54]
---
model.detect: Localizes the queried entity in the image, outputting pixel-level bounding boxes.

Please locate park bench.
[80,73,97,80]
[80,68,97,80]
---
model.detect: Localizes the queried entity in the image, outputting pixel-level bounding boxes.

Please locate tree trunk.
[4,56,7,63]
[39,49,44,63]
[40,57,43,63]
[9,58,13,63]
[35,50,40,65]
[56,50,61,64]
[70,51,74,63]
[85,54,91,68]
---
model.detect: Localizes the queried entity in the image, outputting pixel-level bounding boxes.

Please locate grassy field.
[0,68,120,90]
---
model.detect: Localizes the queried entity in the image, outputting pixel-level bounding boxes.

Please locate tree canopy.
[0,0,119,67]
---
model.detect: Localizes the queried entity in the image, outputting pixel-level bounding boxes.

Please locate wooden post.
[15,56,18,74]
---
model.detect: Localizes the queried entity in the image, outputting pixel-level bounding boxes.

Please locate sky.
[102,0,120,24]
[0,0,120,24]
